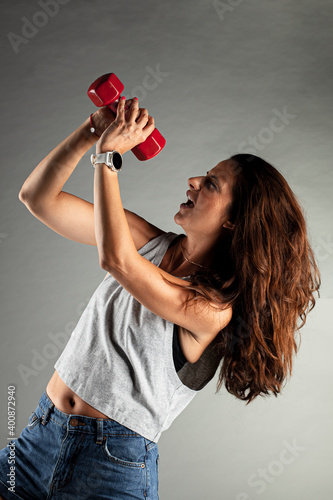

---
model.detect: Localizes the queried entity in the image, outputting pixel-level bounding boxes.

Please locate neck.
[178,233,221,270]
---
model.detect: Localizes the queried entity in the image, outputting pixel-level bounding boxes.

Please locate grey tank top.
[54,231,221,442]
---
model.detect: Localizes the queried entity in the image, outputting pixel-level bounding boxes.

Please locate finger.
[116,95,126,120]
[136,108,150,127]
[124,99,133,120]
[127,97,139,122]
[125,98,132,112]
[141,115,155,139]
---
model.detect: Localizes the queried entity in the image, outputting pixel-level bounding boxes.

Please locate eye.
[205,178,217,190]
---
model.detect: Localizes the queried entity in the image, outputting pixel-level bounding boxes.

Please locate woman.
[0,97,320,499]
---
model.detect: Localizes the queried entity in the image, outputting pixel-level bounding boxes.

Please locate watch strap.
[90,151,122,172]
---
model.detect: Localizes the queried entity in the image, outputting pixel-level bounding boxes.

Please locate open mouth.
[180,193,195,210]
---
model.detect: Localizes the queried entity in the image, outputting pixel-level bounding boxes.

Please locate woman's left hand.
[96,97,155,156]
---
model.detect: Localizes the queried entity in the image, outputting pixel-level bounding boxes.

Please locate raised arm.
[93,97,232,360]
[18,105,163,249]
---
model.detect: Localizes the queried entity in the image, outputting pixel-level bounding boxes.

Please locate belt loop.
[96,418,104,444]
[41,402,54,426]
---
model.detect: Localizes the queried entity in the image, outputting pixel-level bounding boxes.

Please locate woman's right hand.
[90,99,134,137]
[95,97,155,156]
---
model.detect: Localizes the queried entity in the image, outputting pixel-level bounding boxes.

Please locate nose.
[188,176,202,190]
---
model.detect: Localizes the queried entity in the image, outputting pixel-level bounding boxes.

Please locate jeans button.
[70,418,79,426]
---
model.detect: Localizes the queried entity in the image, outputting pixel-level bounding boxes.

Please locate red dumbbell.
[87,73,166,161]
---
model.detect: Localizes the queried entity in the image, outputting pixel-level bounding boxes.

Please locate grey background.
[1,0,332,498]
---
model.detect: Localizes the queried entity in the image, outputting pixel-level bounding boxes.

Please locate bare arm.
[18,106,164,249]
[19,114,98,208]
[93,97,232,362]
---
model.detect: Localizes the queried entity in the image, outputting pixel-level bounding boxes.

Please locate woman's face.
[174,160,236,239]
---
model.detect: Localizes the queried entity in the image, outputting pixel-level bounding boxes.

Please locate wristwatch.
[90,151,123,172]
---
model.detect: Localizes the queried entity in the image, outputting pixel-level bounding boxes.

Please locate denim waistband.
[36,389,151,446]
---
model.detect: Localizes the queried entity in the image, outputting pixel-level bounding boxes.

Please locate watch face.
[112,152,122,170]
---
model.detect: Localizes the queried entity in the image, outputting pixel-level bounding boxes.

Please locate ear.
[222,220,235,230]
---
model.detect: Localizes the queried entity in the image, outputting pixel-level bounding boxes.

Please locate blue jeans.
[0,390,159,499]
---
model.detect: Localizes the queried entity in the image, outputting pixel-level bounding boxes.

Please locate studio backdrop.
[1,1,332,499]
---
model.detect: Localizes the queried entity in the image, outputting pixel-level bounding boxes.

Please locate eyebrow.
[206,171,222,188]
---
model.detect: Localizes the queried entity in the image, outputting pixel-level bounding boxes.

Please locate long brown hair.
[181,154,321,404]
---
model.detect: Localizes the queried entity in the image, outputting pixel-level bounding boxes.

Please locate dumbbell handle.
[87,73,166,161]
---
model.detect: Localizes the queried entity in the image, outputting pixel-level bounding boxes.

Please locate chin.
[174,211,184,226]
[174,213,187,233]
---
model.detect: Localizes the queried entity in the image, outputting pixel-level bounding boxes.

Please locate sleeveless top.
[54,232,222,442]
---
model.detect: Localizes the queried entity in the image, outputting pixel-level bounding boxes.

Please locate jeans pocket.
[28,411,40,430]
[102,434,146,468]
